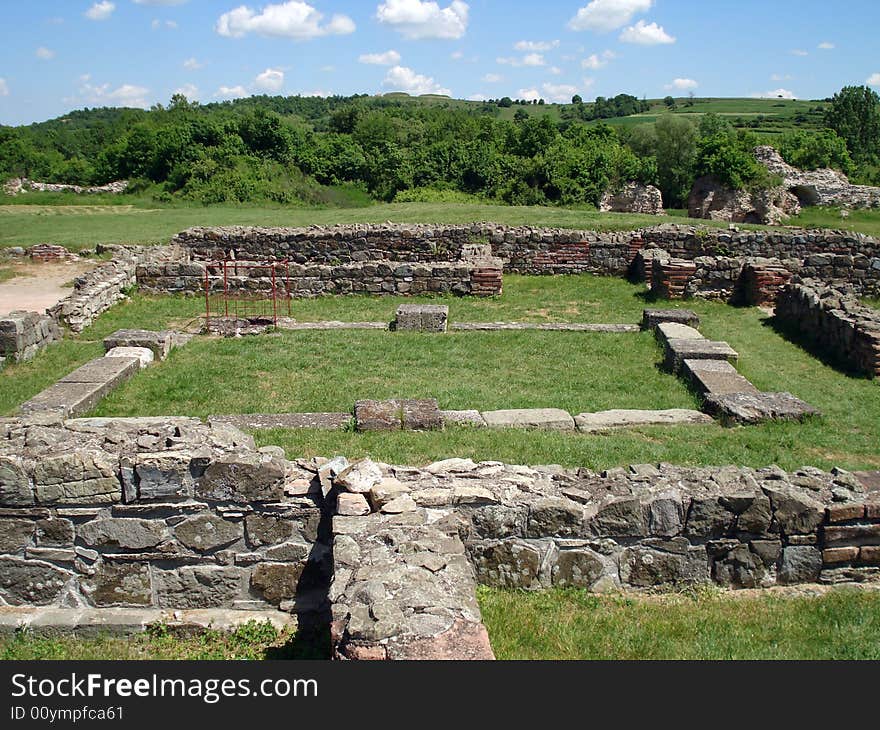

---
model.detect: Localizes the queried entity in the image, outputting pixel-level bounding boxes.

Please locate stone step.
[482,408,575,431]
[663,338,739,373]
[655,321,704,345]
[682,359,759,397]
[574,409,715,432]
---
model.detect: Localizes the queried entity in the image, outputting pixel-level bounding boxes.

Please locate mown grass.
[479,587,880,660]
[0,620,329,661]
[3,275,878,471]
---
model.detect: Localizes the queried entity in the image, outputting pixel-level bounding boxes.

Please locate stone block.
[681,359,760,397]
[824,524,880,546]
[105,347,154,369]
[655,322,704,345]
[394,304,449,332]
[103,330,174,360]
[20,382,113,418]
[482,408,575,431]
[59,356,140,386]
[354,399,442,432]
[642,309,700,330]
[704,392,821,426]
[823,546,859,564]
[664,338,739,373]
[574,408,713,432]
[337,493,371,516]
[440,410,486,427]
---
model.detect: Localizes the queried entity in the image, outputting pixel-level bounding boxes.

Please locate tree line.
[1,86,877,208]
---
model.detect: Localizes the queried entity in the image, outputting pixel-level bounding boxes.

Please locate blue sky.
[1,0,878,126]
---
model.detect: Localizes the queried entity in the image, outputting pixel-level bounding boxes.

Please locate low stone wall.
[49,247,171,333]
[0,418,328,613]
[0,311,61,365]
[171,223,880,294]
[775,280,880,377]
[3,178,129,196]
[137,259,502,298]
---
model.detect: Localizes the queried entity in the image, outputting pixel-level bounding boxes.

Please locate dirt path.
[0,261,95,317]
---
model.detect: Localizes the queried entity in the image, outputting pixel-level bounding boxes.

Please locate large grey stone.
[250,562,305,606]
[778,546,822,584]
[82,562,152,607]
[482,409,575,431]
[196,454,286,502]
[335,459,384,494]
[620,545,708,587]
[77,518,167,550]
[174,514,241,552]
[704,392,821,426]
[59,356,140,386]
[154,566,243,609]
[394,304,449,332]
[681,359,759,397]
[575,409,713,432]
[664,339,739,373]
[244,514,295,548]
[552,548,606,588]
[103,330,174,360]
[0,557,70,605]
[526,497,584,538]
[655,322,704,344]
[764,487,825,535]
[33,450,120,505]
[0,457,34,506]
[469,539,544,589]
[642,309,700,330]
[0,518,34,553]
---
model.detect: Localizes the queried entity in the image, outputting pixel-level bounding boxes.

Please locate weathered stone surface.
[655,321,704,344]
[33,451,120,505]
[664,338,739,373]
[471,505,527,539]
[77,518,167,550]
[685,497,737,538]
[174,514,240,552]
[336,459,384,494]
[0,558,70,605]
[59,356,141,386]
[82,562,152,607]
[440,410,486,427]
[126,453,193,501]
[0,518,34,553]
[337,493,371,517]
[527,497,584,538]
[251,563,304,606]
[482,409,575,431]
[642,309,700,330]
[688,173,800,225]
[368,478,410,511]
[354,400,399,432]
[103,330,174,360]
[552,548,606,588]
[210,413,350,430]
[401,399,443,431]
[20,382,117,419]
[591,498,646,537]
[105,347,154,369]
[196,454,286,502]
[34,518,74,546]
[600,182,664,215]
[778,546,822,584]
[154,566,243,608]
[705,392,821,426]
[0,457,34,506]
[620,545,708,586]
[681,359,759,397]
[765,487,825,535]
[469,539,543,589]
[575,409,714,432]
[394,304,449,332]
[244,514,295,548]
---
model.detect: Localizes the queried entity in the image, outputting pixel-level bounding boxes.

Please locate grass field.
[5,200,879,252]
[4,588,877,660]
[2,275,874,472]
[480,587,880,660]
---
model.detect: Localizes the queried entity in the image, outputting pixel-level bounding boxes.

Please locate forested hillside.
[1,86,877,208]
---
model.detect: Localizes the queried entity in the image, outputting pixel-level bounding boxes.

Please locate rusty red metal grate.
[204,257,292,331]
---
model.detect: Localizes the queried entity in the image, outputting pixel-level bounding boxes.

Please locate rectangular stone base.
[664,339,739,373]
[682,359,759,397]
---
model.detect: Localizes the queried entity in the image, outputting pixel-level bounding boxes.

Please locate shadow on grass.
[762,315,874,380]
[264,623,332,660]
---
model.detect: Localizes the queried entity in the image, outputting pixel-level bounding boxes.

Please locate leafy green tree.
[779,129,853,174]
[824,85,880,163]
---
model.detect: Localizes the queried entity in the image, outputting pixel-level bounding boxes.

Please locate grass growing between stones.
[0,621,330,661]
[479,587,880,660]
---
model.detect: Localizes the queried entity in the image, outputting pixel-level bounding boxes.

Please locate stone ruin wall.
[168,224,880,297]
[0,312,61,371]
[775,280,880,377]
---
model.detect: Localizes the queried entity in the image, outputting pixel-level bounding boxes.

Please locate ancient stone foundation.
[775,280,880,377]
[0,311,61,366]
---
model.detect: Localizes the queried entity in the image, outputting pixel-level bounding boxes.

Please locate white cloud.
[518,88,540,101]
[450,50,464,60]
[619,20,675,45]
[376,0,469,40]
[134,0,188,5]
[173,83,199,100]
[85,2,116,21]
[497,53,545,67]
[214,85,249,99]
[216,1,355,40]
[549,66,563,75]
[542,82,579,102]
[752,88,797,100]
[151,19,178,30]
[383,65,450,96]
[482,73,503,83]
[36,47,55,61]
[76,80,151,108]
[0,79,8,97]
[791,49,808,56]
[254,68,285,92]
[581,50,615,69]
[514,40,559,52]
[359,50,402,66]
[183,57,205,70]
[818,41,834,50]
[665,77,698,91]
[568,0,652,32]
[866,73,880,87]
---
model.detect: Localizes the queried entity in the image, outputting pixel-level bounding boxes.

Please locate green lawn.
[0,620,329,661]
[3,274,878,472]
[479,588,880,660]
